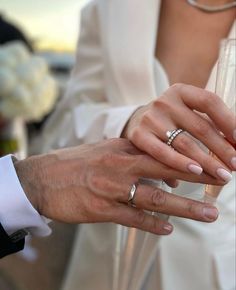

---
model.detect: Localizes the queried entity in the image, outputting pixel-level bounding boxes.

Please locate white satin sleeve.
[0,155,51,237]
[41,3,140,152]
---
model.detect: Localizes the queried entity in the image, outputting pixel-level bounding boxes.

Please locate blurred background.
[0,1,88,289]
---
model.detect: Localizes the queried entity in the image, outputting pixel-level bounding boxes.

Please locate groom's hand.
[14,139,221,235]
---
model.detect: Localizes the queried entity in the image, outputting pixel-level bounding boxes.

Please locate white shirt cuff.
[104,105,141,138]
[0,155,51,237]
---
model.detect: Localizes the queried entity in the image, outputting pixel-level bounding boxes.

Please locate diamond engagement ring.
[128,183,138,205]
[166,129,185,147]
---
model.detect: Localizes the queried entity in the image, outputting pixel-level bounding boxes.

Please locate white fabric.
[0,155,51,237]
[38,1,235,290]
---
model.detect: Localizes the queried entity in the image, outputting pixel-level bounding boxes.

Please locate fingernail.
[216,168,232,182]
[188,164,203,175]
[203,207,219,221]
[163,224,173,233]
[231,157,236,169]
[233,129,236,141]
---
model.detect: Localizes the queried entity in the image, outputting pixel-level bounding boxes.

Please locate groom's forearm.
[0,138,221,258]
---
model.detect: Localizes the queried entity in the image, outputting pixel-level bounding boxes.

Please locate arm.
[15,139,220,226]
[41,4,235,200]
[0,139,221,259]
[121,84,236,181]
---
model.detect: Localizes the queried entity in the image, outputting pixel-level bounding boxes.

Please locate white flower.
[0,84,30,118]
[11,84,31,104]
[0,41,58,121]
[30,57,48,75]
[3,41,30,64]
[30,76,58,120]
[16,58,46,87]
[0,49,17,68]
[0,67,17,97]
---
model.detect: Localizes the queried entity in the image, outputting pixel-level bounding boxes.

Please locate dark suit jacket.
[0,223,25,259]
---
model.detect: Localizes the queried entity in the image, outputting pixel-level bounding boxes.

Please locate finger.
[174,84,236,144]
[163,178,179,188]
[137,107,234,180]
[132,107,233,181]
[170,130,233,182]
[172,106,236,174]
[112,204,173,235]
[131,184,219,222]
[133,130,204,175]
[134,154,226,186]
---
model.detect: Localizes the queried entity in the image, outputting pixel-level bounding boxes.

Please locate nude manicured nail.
[188,164,203,175]
[231,157,236,170]
[216,168,232,182]
[233,129,236,141]
[203,207,219,221]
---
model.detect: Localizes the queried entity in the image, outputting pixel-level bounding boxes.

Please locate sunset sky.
[0,0,88,51]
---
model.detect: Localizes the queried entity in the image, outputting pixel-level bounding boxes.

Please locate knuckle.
[141,111,153,125]
[187,201,198,217]
[153,99,164,108]
[130,127,142,141]
[170,83,186,94]
[174,135,193,152]
[201,92,219,107]
[119,189,130,202]
[201,154,216,169]
[224,146,236,159]
[192,118,211,138]
[150,188,166,208]
[133,209,146,226]
[152,99,171,112]
[151,217,162,233]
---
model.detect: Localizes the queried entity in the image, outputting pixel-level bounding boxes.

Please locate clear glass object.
[204,39,236,203]
[112,179,168,290]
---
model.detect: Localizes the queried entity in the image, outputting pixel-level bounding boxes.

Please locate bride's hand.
[15,139,221,235]
[122,84,236,182]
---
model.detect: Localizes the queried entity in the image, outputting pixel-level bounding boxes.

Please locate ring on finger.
[128,183,138,206]
[166,129,185,147]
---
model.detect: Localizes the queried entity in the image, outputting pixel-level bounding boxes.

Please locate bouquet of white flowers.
[0,41,58,157]
[0,41,58,121]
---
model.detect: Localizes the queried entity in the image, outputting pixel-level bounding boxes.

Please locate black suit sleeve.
[0,223,25,259]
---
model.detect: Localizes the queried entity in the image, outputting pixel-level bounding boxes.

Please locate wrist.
[120,106,145,138]
[13,157,42,213]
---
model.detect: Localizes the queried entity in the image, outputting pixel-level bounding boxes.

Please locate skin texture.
[12,2,235,237]
[122,84,236,181]
[121,2,236,185]
[156,0,235,87]
[14,139,222,236]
